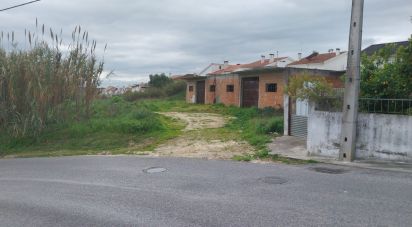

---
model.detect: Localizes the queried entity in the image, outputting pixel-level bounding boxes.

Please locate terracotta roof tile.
[288,52,336,66]
[241,57,287,68]
[208,65,242,75]
[208,57,288,75]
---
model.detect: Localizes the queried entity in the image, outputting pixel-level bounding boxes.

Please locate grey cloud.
[1,0,411,84]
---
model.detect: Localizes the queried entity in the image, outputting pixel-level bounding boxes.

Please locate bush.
[129,109,153,119]
[260,107,284,117]
[123,81,186,102]
[148,73,172,88]
[285,74,336,101]
[255,117,283,135]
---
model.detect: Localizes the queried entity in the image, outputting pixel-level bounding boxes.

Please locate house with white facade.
[362,41,409,56]
[102,86,118,96]
[287,49,347,71]
[287,40,410,72]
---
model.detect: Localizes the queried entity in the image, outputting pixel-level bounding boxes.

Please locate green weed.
[0,97,183,157]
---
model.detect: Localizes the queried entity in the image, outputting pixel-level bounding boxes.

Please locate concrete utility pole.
[339,0,364,161]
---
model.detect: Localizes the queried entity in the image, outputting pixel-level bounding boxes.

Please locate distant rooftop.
[288,52,337,66]
[362,41,409,56]
[208,57,288,75]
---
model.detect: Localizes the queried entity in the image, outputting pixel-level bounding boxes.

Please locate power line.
[0,0,40,12]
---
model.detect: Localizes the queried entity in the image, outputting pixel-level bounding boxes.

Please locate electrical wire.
[0,0,40,12]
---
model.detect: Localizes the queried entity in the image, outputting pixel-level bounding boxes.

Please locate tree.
[148,73,172,88]
[360,39,412,98]
[286,75,336,101]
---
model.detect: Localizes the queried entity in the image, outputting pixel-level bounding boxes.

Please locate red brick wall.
[205,75,240,107]
[185,70,344,108]
[205,78,216,104]
[258,73,285,109]
[289,73,344,89]
[325,76,344,88]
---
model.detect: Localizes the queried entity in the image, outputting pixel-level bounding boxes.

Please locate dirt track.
[151,112,254,160]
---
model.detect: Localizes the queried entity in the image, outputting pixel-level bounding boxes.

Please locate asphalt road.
[0,156,411,227]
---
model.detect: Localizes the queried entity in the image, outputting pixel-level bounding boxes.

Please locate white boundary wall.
[307,110,412,162]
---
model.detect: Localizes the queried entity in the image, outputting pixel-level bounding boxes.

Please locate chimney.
[261,55,266,64]
[298,53,302,60]
[269,54,275,63]
[223,60,229,69]
[336,48,341,55]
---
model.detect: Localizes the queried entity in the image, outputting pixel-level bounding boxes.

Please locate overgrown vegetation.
[285,74,337,101]
[123,73,186,101]
[286,40,412,113]
[148,73,173,87]
[1,92,316,164]
[0,21,104,138]
[134,100,284,149]
[361,39,412,99]
[0,97,184,157]
[285,75,342,112]
[0,24,323,164]
[129,99,311,163]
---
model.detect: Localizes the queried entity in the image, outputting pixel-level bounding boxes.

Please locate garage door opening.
[242,77,259,108]
[196,81,205,104]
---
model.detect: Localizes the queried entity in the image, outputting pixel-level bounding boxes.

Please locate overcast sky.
[1,0,411,86]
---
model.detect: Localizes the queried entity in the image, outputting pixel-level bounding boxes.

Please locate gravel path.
[152,112,254,160]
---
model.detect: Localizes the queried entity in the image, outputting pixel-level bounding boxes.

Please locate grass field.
[0,95,285,160]
[136,99,284,150]
[0,97,185,158]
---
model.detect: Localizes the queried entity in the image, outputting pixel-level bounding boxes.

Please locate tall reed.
[0,21,105,138]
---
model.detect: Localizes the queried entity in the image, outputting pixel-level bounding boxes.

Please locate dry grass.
[0,20,105,137]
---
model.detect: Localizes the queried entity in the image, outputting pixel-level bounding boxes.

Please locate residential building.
[184,54,344,109]
[288,49,348,71]
[102,86,118,96]
[129,83,150,92]
[362,41,409,56]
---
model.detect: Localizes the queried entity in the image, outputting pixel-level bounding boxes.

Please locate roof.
[198,63,224,76]
[241,57,287,68]
[208,57,288,75]
[175,74,206,81]
[288,52,337,66]
[171,74,198,80]
[208,64,243,75]
[362,41,409,56]
[235,67,346,76]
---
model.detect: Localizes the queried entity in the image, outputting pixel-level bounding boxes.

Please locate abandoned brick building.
[184,52,346,109]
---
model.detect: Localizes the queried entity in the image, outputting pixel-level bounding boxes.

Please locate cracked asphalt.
[0,156,411,226]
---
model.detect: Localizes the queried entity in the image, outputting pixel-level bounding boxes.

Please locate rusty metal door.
[196,81,205,104]
[242,77,259,108]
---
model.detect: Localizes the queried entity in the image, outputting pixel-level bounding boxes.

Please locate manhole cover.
[259,176,288,185]
[311,167,346,174]
[143,167,167,174]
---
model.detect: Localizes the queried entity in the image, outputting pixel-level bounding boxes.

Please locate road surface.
[0,156,411,226]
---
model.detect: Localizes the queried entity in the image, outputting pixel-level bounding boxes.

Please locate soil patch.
[152,112,254,160]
